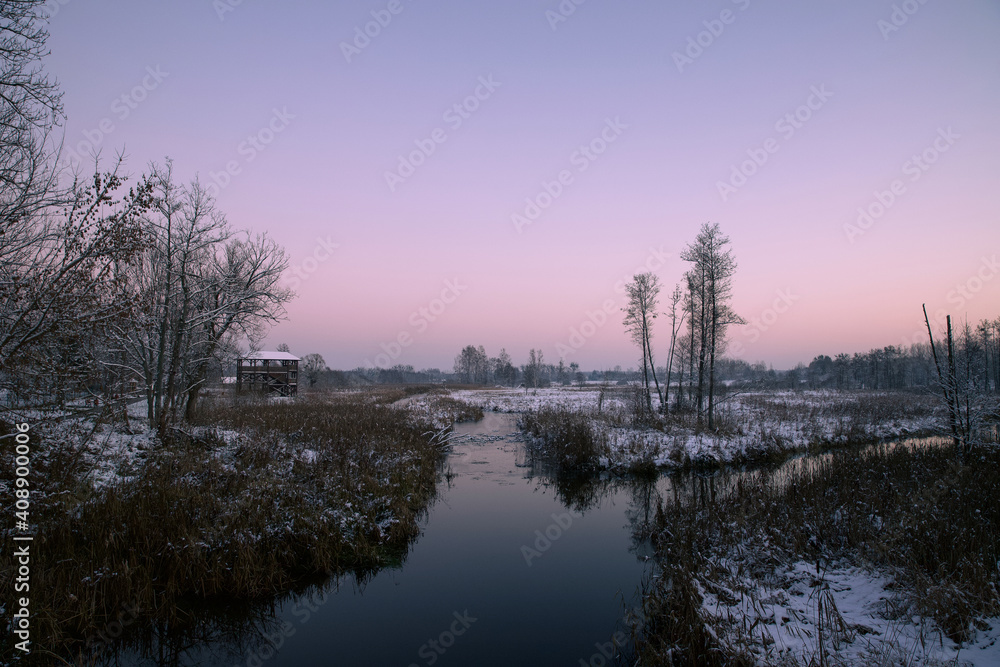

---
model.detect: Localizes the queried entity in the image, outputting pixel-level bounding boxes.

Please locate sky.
[43,0,1000,371]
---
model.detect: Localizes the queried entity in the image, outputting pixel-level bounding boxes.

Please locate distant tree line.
[779,318,1000,394]
[449,346,571,387]
[680,319,1000,397]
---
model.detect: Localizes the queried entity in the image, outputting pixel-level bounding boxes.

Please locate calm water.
[105,412,655,666]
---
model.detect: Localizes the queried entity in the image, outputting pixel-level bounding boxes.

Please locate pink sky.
[45,0,1000,370]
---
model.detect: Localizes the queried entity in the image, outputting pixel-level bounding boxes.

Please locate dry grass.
[0,392,446,662]
[519,407,610,471]
[516,390,943,475]
[628,440,1000,664]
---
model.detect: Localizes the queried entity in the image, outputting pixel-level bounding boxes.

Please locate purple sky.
[45,0,1000,370]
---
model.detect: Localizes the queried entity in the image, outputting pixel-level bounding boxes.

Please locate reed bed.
[627,440,1000,665]
[0,391,447,662]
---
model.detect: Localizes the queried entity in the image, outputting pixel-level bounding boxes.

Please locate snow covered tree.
[0,164,152,411]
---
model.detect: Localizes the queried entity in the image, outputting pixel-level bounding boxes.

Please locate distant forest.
[307,315,1000,395]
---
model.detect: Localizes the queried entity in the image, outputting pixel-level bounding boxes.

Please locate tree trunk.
[645,316,664,412]
[924,307,963,453]
[708,304,717,430]
[641,339,651,412]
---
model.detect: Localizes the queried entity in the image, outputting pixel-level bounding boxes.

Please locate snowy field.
[434,386,941,470]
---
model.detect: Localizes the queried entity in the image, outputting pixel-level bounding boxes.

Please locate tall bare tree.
[681,223,742,429]
[663,283,686,413]
[0,0,64,236]
[453,344,488,384]
[523,348,545,390]
[623,272,663,413]
[300,353,327,388]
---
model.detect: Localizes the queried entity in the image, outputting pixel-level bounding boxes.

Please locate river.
[104,412,656,666]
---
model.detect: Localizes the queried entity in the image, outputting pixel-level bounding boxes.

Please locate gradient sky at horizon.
[43,0,1000,371]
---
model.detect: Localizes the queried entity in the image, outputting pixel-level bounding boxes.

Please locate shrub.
[520,407,609,471]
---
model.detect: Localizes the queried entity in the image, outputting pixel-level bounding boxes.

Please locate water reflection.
[88,412,950,667]
[92,412,655,667]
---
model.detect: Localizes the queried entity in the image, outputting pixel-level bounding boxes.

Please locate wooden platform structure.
[236,351,300,396]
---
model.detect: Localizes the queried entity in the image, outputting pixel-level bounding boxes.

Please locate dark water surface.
[107,412,654,666]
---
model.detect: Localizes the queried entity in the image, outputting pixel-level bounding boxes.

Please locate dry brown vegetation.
[627,440,1000,664]
[518,390,943,474]
[0,391,448,662]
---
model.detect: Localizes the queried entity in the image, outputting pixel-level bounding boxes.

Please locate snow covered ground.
[697,559,1000,666]
[441,387,941,470]
[1,397,431,542]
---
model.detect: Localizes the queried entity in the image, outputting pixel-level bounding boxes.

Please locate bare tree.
[523,348,544,390]
[453,345,488,384]
[492,348,517,386]
[0,162,151,411]
[301,353,327,388]
[623,272,663,413]
[113,163,292,429]
[663,284,686,413]
[922,307,1000,455]
[0,0,64,237]
[924,307,969,454]
[681,223,743,429]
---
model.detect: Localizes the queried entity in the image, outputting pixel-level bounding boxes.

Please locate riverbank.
[0,389,451,662]
[625,439,1000,666]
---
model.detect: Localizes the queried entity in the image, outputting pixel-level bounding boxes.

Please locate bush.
[520,407,609,471]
